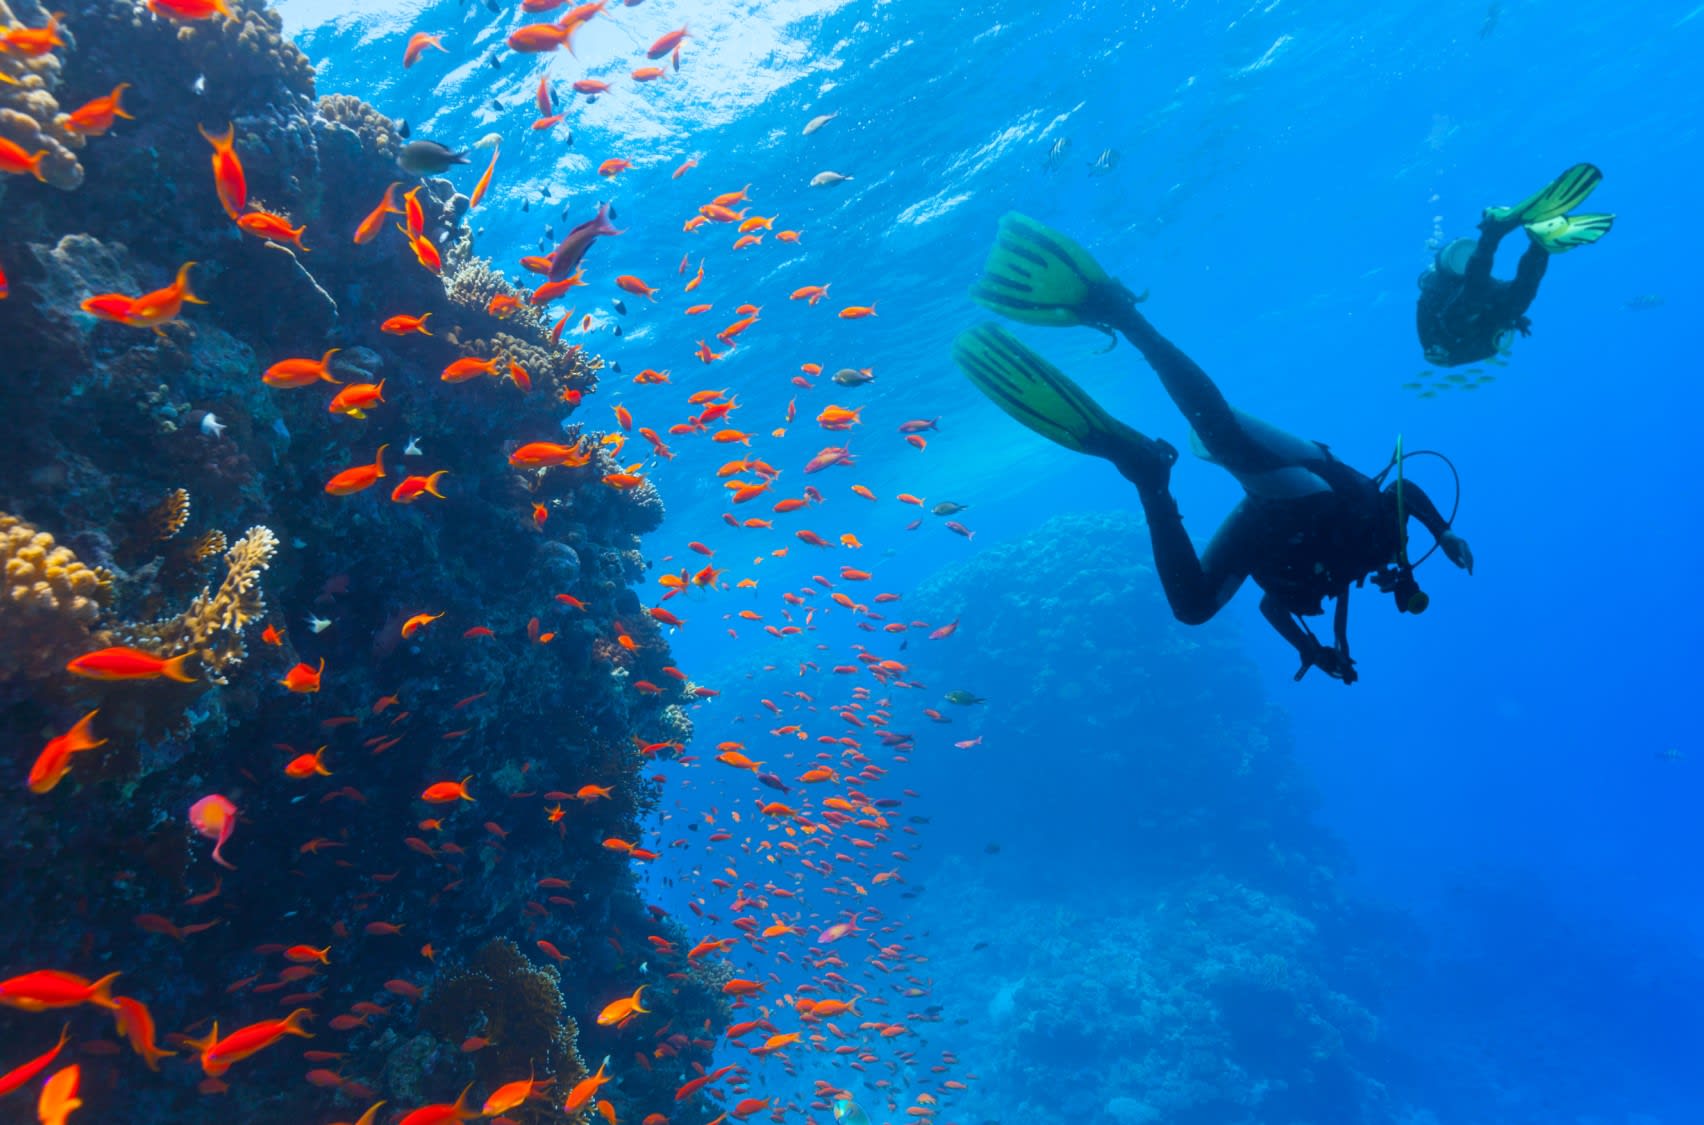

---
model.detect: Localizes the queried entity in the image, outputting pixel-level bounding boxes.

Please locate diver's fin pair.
[951,323,1175,490]
[1483,162,1603,227]
[1524,212,1614,253]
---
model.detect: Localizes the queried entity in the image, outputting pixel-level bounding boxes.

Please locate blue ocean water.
[2,0,1697,1119]
[289,0,1703,1117]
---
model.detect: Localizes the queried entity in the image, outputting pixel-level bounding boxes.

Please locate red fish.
[391,471,449,503]
[403,31,446,67]
[183,1009,313,1076]
[354,182,403,245]
[647,26,689,58]
[0,136,47,182]
[197,122,247,218]
[63,84,133,137]
[0,971,121,1013]
[28,709,106,794]
[264,348,341,388]
[325,446,387,495]
[280,658,325,693]
[236,209,309,251]
[66,647,194,683]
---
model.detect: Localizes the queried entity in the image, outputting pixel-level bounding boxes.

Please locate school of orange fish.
[4,2,985,1123]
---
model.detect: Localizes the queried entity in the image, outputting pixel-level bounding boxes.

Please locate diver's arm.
[1403,482,1473,574]
[1264,594,1356,684]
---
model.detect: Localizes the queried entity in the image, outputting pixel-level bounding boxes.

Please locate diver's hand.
[1294,638,1358,685]
[1440,530,1474,575]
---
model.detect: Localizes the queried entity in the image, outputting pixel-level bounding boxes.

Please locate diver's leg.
[1461,220,1511,295]
[1506,239,1550,315]
[1106,306,1266,469]
[1124,474,1253,626]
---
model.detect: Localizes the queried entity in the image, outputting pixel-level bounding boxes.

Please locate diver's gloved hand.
[1294,638,1358,685]
[1440,530,1474,575]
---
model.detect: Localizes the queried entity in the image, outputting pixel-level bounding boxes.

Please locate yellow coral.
[146,488,192,542]
[188,529,226,563]
[0,512,111,681]
[124,525,277,682]
[316,93,402,163]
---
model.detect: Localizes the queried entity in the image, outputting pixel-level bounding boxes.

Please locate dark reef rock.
[0,0,723,1120]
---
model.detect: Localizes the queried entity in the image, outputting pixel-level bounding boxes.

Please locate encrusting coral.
[1,511,112,681]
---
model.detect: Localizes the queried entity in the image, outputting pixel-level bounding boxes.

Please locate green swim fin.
[952,323,1122,453]
[1483,163,1602,227]
[1524,212,1614,253]
[969,212,1142,328]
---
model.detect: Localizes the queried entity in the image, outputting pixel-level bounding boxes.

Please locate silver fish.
[1044,136,1071,170]
[803,113,836,136]
[1087,148,1120,176]
[810,170,852,187]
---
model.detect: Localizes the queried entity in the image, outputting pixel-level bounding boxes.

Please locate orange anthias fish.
[36,1064,79,1125]
[615,274,658,300]
[197,122,247,218]
[838,304,877,319]
[112,261,205,332]
[381,312,432,335]
[112,995,177,1071]
[325,446,388,495]
[396,1084,477,1125]
[0,135,48,183]
[189,793,238,869]
[183,1009,314,1076]
[595,984,647,1026]
[284,747,331,778]
[400,611,445,638]
[441,356,499,383]
[62,84,133,137]
[328,380,384,418]
[469,144,499,209]
[354,182,403,244]
[403,31,446,68]
[0,11,64,57]
[0,970,121,1013]
[391,470,449,503]
[235,209,309,252]
[280,658,325,693]
[482,1070,549,1116]
[564,1059,610,1112]
[597,158,631,177]
[647,26,689,58]
[66,646,195,683]
[421,776,474,803]
[28,709,107,794]
[263,348,342,388]
[509,441,590,468]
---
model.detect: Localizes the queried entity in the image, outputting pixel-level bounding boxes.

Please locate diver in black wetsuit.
[1416,163,1615,367]
[955,214,1473,684]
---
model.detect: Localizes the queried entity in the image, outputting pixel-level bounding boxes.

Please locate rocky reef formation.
[898,511,1419,1124]
[0,0,724,1119]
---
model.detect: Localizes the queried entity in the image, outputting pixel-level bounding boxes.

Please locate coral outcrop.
[1,511,111,680]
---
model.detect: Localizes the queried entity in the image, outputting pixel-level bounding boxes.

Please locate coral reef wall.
[0,0,725,1120]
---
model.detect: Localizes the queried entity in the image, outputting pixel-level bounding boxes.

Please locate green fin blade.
[969,212,1114,328]
[1485,163,1603,226]
[952,323,1120,452]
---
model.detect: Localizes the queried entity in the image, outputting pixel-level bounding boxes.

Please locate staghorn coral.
[420,938,583,1088]
[121,524,276,682]
[1,511,111,681]
[316,93,402,164]
[0,0,84,191]
[187,529,225,563]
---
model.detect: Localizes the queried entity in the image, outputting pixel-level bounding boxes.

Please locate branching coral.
[420,938,582,1087]
[0,0,84,191]
[145,488,191,542]
[120,524,276,682]
[1,512,111,681]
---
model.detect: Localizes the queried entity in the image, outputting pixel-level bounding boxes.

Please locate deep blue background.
[286,0,1704,1116]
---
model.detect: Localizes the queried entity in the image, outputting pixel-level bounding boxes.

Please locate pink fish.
[547,202,622,283]
[896,418,938,434]
[803,446,855,474]
[189,794,238,870]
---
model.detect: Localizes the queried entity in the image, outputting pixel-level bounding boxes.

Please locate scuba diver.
[953,214,1473,684]
[1417,162,1614,367]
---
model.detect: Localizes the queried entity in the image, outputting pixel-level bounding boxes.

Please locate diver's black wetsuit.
[1416,220,1548,367]
[1088,303,1452,682]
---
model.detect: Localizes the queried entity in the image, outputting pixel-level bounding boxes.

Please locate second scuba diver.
[953,214,1473,684]
[1417,162,1614,367]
